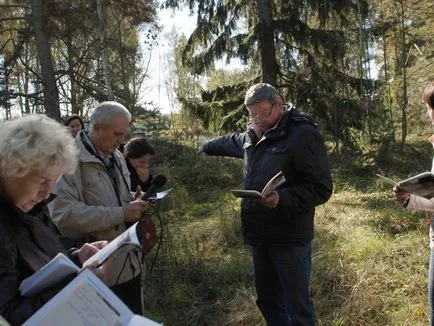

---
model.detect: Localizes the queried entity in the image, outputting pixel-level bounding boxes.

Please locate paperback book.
[231,171,286,199]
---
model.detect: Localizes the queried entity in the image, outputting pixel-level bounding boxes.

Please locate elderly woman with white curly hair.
[0,114,108,325]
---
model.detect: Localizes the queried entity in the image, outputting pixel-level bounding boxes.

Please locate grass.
[141,136,433,325]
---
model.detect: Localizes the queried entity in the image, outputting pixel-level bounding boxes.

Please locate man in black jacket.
[198,83,333,326]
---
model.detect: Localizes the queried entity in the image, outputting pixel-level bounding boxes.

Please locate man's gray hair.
[0,114,78,178]
[89,101,132,128]
[244,83,281,106]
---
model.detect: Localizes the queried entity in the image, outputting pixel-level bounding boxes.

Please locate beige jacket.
[51,131,141,285]
[406,194,434,250]
[406,158,434,249]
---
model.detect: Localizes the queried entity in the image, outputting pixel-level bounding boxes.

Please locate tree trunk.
[379,0,394,139]
[256,0,278,86]
[24,44,31,114]
[65,33,78,114]
[397,0,407,153]
[97,0,113,100]
[4,71,11,120]
[30,0,60,120]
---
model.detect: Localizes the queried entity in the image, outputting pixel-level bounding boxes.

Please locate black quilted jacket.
[203,109,333,246]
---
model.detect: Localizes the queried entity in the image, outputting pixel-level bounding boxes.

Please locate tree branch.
[0,5,30,9]
[1,89,44,99]
[0,16,27,23]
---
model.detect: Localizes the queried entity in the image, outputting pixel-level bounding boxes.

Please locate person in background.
[51,101,149,314]
[65,115,85,138]
[124,136,155,193]
[198,83,333,325]
[0,115,109,325]
[394,80,434,325]
[123,136,160,258]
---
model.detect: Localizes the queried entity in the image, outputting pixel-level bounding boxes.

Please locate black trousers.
[110,274,142,315]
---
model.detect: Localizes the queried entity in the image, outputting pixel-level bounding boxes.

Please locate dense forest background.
[1,0,433,151]
[1,0,434,325]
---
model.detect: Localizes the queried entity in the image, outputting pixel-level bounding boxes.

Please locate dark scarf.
[0,185,65,274]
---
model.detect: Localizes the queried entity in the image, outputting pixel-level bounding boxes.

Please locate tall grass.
[142,137,432,325]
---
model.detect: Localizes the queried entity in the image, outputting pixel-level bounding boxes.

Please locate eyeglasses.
[247,103,276,122]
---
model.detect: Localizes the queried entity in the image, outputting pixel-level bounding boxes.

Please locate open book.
[23,269,161,326]
[20,221,143,297]
[231,171,286,198]
[377,172,434,199]
[20,185,172,296]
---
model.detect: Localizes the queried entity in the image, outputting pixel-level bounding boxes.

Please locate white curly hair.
[0,114,79,178]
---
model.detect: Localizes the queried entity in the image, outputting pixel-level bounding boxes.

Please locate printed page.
[261,171,286,197]
[149,188,172,201]
[23,269,135,326]
[19,253,79,297]
[127,315,162,326]
[83,222,140,269]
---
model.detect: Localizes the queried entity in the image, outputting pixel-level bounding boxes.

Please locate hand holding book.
[78,241,108,264]
[20,188,172,298]
[20,222,143,297]
[393,186,410,207]
[78,240,112,283]
[231,171,286,199]
[19,240,113,297]
[259,191,280,208]
[377,171,434,199]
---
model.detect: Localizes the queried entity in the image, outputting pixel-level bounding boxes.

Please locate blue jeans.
[251,243,316,326]
[429,250,434,325]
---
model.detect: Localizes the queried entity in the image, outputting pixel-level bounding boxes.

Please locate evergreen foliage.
[163,0,433,155]
[163,0,376,149]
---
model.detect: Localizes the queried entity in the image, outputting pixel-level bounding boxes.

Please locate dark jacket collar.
[0,181,56,225]
[27,194,57,217]
[266,108,316,136]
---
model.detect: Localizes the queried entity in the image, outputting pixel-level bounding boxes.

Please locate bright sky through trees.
[139,6,196,115]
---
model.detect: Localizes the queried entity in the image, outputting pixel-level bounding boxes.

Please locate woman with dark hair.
[65,115,84,138]
[123,136,159,257]
[124,136,155,192]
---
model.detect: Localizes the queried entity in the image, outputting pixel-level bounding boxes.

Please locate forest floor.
[140,136,432,325]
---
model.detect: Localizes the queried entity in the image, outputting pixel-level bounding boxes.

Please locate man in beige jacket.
[51,101,148,314]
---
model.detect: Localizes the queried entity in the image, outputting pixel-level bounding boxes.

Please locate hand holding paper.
[377,172,434,199]
[82,222,141,269]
